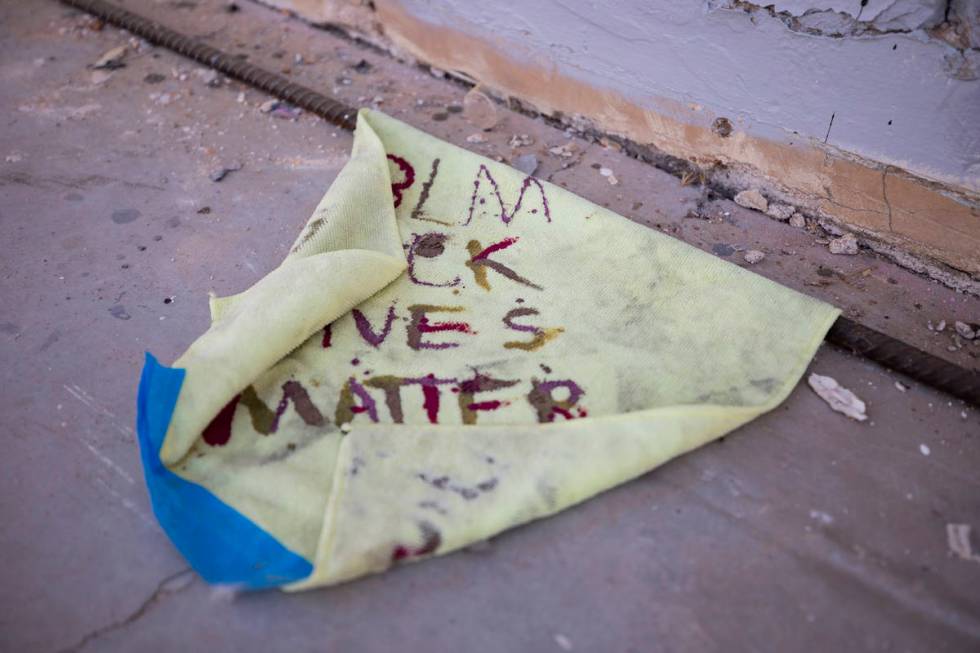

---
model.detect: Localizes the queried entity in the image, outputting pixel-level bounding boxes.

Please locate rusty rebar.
[61,0,357,130]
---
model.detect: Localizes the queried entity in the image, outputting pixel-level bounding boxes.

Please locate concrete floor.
[1,1,978,651]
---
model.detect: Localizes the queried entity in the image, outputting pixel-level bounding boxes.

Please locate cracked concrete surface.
[56,569,194,653]
[0,1,978,651]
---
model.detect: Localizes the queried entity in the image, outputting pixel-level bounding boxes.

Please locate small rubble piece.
[208,161,242,182]
[734,189,768,212]
[766,203,795,221]
[92,45,127,70]
[144,73,166,84]
[599,167,619,186]
[809,509,834,525]
[743,249,765,265]
[5,153,23,163]
[259,100,301,120]
[90,70,113,85]
[947,524,980,563]
[554,634,574,651]
[919,443,931,456]
[462,87,498,131]
[508,134,534,148]
[429,66,446,79]
[195,68,222,88]
[272,104,302,120]
[829,233,859,255]
[150,92,175,106]
[954,321,977,340]
[808,373,867,421]
[598,136,622,151]
[465,133,487,144]
[936,319,947,332]
[548,142,578,158]
[513,154,539,176]
[789,213,806,228]
[894,381,907,392]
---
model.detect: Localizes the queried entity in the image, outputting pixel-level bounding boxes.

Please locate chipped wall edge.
[258,0,980,289]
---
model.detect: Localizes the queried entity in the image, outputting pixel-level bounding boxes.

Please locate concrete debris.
[208,161,242,182]
[936,319,947,332]
[743,249,766,264]
[734,189,768,212]
[271,104,302,120]
[149,92,175,106]
[598,167,619,186]
[947,524,980,563]
[789,213,806,228]
[548,142,578,158]
[766,203,795,221]
[195,68,222,88]
[894,381,907,392]
[808,373,867,421]
[92,45,127,70]
[829,233,859,255]
[513,153,539,176]
[90,70,113,85]
[809,509,834,525]
[508,134,534,148]
[919,443,931,456]
[258,100,301,120]
[462,88,498,131]
[954,321,977,340]
[466,133,488,144]
[598,136,622,151]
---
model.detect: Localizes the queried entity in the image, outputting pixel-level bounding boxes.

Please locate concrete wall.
[266,0,980,275]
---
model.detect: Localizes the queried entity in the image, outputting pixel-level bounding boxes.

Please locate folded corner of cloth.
[135,108,840,591]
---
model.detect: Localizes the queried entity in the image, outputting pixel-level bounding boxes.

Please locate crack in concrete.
[882,166,894,231]
[54,568,194,653]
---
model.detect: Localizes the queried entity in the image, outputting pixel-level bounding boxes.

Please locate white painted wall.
[400,0,980,192]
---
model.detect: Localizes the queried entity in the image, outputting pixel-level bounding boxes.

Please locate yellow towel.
[142,109,838,590]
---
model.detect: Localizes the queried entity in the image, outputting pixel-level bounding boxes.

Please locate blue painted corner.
[136,353,312,589]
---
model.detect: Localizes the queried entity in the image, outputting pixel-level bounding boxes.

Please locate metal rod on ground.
[60,0,980,406]
[61,0,356,131]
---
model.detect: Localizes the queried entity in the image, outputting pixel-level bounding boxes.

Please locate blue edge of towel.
[136,352,313,589]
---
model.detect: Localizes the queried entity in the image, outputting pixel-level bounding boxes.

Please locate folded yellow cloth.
[142,109,838,590]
